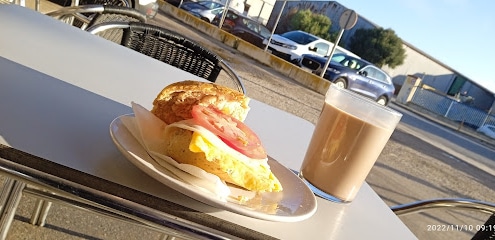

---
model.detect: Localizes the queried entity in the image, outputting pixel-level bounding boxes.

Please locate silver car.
[180,1,225,22]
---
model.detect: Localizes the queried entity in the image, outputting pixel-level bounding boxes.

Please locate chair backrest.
[86,22,246,94]
[53,0,130,7]
[46,5,146,30]
[76,0,130,7]
[392,198,495,240]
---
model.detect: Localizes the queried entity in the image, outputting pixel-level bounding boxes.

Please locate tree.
[289,9,332,40]
[348,28,406,68]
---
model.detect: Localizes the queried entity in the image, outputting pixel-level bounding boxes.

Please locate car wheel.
[201,17,210,22]
[334,78,347,89]
[376,96,388,105]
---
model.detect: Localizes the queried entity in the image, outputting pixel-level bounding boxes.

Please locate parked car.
[211,10,271,49]
[477,124,495,139]
[170,0,244,11]
[167,0,192,7]
[262,30,354,64]
[180,1,225,22]
[300,53,395,105]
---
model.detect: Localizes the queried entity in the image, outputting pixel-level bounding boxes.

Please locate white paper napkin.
[122,102,231,200]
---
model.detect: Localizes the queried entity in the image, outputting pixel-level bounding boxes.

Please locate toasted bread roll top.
[151,81,250,124]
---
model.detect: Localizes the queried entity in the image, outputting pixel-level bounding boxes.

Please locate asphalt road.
[2,5,494,240]
[392,103,495,176]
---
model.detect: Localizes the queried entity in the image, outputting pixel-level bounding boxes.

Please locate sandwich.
[151,80,282,192]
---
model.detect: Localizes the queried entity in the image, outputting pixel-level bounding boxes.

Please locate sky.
[337,0,495,93]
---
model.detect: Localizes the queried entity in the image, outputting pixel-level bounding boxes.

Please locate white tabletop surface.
[0,5,416,239]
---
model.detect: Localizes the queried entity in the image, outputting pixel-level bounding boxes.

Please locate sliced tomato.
[191,105,267,159]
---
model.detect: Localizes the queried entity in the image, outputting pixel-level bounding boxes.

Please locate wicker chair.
[87,21,246,93]
[77,0,130,6]
[391,198,495,239]
[49,0,130,8]
[47,5,146,30]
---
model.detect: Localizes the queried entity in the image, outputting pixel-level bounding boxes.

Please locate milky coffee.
[300,101,395,202]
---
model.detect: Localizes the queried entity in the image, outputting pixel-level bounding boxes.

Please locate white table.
[0,5,417,239]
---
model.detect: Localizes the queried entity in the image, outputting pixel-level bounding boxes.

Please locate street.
[392,103,495,176]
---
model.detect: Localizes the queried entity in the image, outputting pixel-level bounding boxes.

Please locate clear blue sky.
[338,0,495,93]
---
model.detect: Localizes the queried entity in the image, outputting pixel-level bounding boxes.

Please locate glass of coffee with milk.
[299,84,402,203]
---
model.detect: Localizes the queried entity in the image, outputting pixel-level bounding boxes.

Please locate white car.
[263,30,356,64]
[477,124,495,139]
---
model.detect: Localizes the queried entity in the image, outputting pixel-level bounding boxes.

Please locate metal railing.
[410,88,495,129]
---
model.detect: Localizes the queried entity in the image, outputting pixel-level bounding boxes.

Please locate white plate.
[110,115,317,222]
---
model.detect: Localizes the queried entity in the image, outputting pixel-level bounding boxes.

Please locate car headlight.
[270,40,297,50]
[327,67,340,74]
[283,44,297,50]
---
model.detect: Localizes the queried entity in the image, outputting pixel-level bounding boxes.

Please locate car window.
[344,58,365,70]
[199,1,222,9]
[373,69,388,82]
[362,66,390,83]
[259,25,271,38]
[331,55,365,70]
[314,42,329,56]
[243,19,259,32]
[240,17,271,38]
[361,66,375,78]
[211,8,223,14]
[347,59,358,69]
[281,31,318,45]
[226,12,238,20]
[331,54,346,63]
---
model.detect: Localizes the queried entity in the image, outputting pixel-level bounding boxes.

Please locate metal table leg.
[35,0,40,11]
[0,179,15,213]
[0,178,26,240]
[29,199,52,227]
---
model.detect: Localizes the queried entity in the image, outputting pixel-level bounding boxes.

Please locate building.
[256,0,495,113]
[243,0,275,24]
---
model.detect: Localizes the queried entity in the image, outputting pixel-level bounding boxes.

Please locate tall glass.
[299,84,402,203]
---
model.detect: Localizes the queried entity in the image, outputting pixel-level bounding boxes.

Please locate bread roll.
[151,80,250,124]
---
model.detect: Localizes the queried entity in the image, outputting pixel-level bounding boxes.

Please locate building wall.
[263,0,494,111]
[382,45,455,93]
[244,0,275,25]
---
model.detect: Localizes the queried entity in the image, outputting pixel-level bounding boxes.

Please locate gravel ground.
[2,6,494,240]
